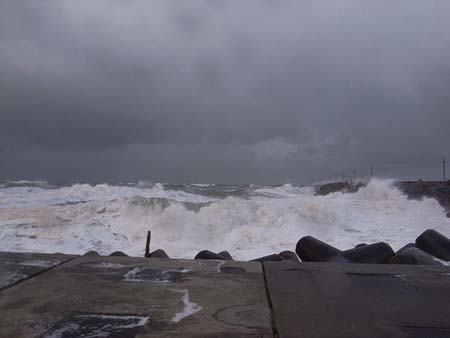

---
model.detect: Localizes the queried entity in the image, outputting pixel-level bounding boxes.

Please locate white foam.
[171,289,202,322]
[394,274,409,283]
[216,260,225,273]
[0,182,212,209]
[20,260,55,268]
[123,267,189,282]
[87,262,126,269]
[178,268,191,273]
[77,314,149,328]
[42,315,148,338]
[43,323,80,338]
[432,257,450,266]
[123,267,145,282]
[0,179,449,260]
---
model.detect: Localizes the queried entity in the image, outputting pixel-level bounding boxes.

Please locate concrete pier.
[1,252,450,337]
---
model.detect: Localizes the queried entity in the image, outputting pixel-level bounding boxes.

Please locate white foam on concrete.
[20,260,56,268]
[394,274,409,283]
[171,289,202,323]
[123,267,146,282]
[42,315,148,338]
[87,262,127,269]
[41,323,80,338]
[123,267,189,282]
[79,314,149,328]
[216,260,225,272]
[432,257,450,266]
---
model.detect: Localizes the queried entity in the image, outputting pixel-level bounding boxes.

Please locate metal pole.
[370,164,374,179]
[353,168,356,182]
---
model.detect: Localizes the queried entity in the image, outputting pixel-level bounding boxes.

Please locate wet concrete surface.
[0,252,76,291]
[2,252,450,338]
[264,261,450,338]
[0,253,271,338]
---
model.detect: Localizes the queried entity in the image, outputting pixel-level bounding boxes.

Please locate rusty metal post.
[145,230,151,257]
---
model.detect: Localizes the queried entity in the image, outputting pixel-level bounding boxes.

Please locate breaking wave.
[0,179,449,260]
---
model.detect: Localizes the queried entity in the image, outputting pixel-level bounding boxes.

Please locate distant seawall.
[315,181,366,195]
[315,180,450,212]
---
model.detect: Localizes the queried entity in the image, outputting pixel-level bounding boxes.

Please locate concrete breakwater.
[316,180,450,212]
[395,180,450,212]
[1,229,450,338]
[315,180,367,195]
[295,229,450,266]
[105,229,450,268]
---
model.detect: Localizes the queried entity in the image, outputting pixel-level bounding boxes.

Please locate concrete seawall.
[1,251,450,337]
[316,180,450,212]
[395,181,450,211]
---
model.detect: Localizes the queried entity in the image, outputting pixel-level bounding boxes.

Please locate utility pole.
[342,170,345,182]
[353,168,356,182]
[444,156,446,182]
[370,164,374,179]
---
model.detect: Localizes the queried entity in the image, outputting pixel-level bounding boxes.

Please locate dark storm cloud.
[1,1,450,183]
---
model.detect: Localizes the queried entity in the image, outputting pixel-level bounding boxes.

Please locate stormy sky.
[1,1,450,184]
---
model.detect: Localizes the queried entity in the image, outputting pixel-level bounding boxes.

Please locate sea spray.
[0,179,449,260]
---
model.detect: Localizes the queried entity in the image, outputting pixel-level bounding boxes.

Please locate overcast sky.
[1,1,450,184]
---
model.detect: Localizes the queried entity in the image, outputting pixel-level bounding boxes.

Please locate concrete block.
[295,236,342,262]
[416,229,450,261]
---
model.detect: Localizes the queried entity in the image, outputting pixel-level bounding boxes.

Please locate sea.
[0,179,449,260]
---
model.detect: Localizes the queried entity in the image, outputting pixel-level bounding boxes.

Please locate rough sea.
[1,179,449,260]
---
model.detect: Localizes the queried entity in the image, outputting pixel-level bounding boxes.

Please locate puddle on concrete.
[19,260,55,268]
[83,262,127,269]
[123,267,189,283]
[37,313,149,338]
[214,304,270,329]
[0,271,28,289]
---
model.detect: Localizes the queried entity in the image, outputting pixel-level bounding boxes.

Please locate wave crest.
[0,179,448,260]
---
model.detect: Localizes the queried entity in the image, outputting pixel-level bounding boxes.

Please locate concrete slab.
[264,261,450,338]
[0,255,272,338]
[0,251,76,291]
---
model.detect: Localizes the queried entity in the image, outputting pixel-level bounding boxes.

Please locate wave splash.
[0,179,448,260]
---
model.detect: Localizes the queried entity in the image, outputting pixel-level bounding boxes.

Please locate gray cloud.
[1,1,450,184]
